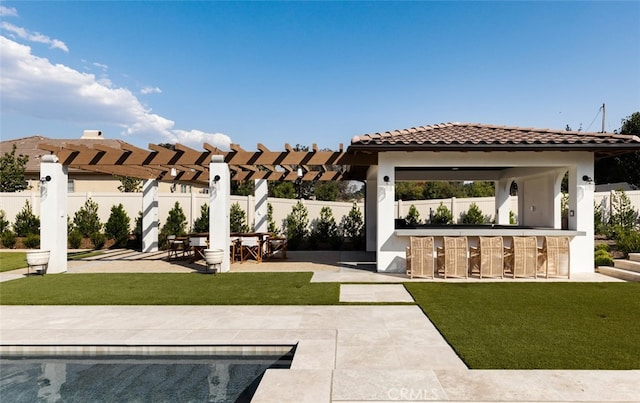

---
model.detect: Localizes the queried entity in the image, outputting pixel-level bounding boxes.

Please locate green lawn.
[0,272,339,305]
[0,252,26,272]
[0,251,103,272]
[405,282,640,370]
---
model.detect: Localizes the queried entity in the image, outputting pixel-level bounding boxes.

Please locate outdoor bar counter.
[395,224,585,238]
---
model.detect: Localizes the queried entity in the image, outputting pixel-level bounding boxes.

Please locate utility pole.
[601,103,606,133]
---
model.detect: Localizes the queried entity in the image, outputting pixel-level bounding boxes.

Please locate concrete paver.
[0,250,637,401]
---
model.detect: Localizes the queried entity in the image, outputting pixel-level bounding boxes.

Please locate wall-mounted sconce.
[297,167,303,178]
[530,205,536,212]
[383,175,390,183]
[39,175,52,183]
[170,168,178,177]
[582,175,593,184]
[569,210,575,217]
[212,174,221,185]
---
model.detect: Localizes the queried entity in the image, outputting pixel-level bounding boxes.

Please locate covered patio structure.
[35,121,639,276]
[347,122,640,274]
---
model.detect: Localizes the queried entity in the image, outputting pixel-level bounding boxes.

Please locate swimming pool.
[0,345,295,402]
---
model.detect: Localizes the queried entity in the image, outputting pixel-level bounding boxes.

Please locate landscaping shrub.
[192,204,209,233]
[161,202,187,237]
[90,231,106,249]
[509,210,517,225]
[405,205,421,226]
[105,204,131,248]
[23,233,40,249]
[594,201,607,235]
[230,203,249,233]
[342,202,364,250]
[594,243,610,252]
[594,249,614,267]
[267,203,280,235]
[73,198,102,237]
[432,202,453,224]
[68,229,83,249]
[614,229,640,257]
[13,200,40,236]
[133,212,143,249]
[609,189,638,232]
[0,210,9,233]
[285,201,309,250]
[462,203,485,224]
[311,206,341,249]
[1,230,17,249]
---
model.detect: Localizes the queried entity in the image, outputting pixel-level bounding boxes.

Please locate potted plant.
[26,249,50,275]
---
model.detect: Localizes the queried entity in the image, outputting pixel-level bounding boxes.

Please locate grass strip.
[0,272,339,305]
[0,252,27,272]
[405,282,640,370]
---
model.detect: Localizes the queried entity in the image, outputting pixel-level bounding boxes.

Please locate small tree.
[0,143,30,192]
[116,175,143,192]
[230,203,249,233]
[342,202,364,249]
[609,189,638,232]
[0,210,9,233]
[285,201,309,249]
[462,203,485,224]
[405,205,421,226]
[193,204,210,233]
[432,202,453,224]
[13,200,40,236]
[105,204,131,248]
[161,202,187,237]
[267,203,280,235]
[73,198,102,237]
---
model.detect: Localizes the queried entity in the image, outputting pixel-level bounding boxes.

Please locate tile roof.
[349,122,640,152]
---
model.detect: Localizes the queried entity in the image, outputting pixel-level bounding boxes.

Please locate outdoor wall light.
[383,175,390,183]
[39,175,52,183]
[212,175,221,184]
[297,167,303,178]
[582,175,593,183]
[170,168,178,177]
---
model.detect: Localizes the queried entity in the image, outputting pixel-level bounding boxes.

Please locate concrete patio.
[1,249,637,402]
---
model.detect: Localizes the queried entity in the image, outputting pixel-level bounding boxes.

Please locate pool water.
[0,351,293,403]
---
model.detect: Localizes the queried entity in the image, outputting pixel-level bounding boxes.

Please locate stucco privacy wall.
[1,191,638,235]
[375,151,596,274]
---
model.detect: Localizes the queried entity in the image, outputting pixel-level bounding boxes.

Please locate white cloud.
[0,6,18,17]
[140,86,162,95]
[172,129,232,148]
[0,35,231,150]
[92,62,108,71]
[1,22,68,52]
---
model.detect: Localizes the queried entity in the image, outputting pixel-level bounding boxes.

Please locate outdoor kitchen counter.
[395,226,586,237]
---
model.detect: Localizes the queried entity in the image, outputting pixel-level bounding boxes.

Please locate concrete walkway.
[1,249,636,402]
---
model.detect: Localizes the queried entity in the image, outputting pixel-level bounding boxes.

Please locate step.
[597,266,640,282]
[614,259,640,273]
[629,253,640,263]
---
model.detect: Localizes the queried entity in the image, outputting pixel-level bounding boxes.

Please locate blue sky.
[1,1,639,151]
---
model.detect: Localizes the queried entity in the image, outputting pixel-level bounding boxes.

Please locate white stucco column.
[209,156,230,272]
[376,154,404,272]
[568,155,594,273]
[495,179,511,224]
[40,155,67,273]
[254,179,268,233]
[142,179,159,252]
[365,166,378,252]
